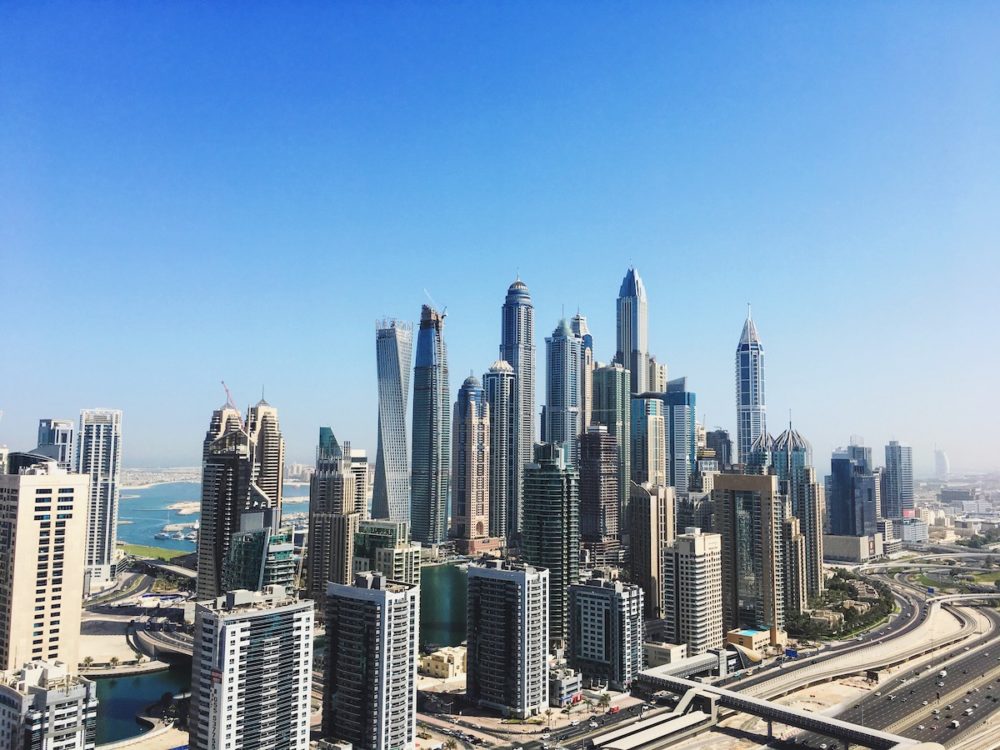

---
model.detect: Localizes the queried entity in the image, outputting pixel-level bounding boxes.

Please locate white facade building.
[77,409,122,589]
[567,574,644,691]
[0,661,97,750]
[663,527,724,656]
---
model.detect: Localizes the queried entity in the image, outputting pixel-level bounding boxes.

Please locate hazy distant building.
[77,408,122,589]
[35,419,74,470]
[829,442,878,537]
[500,278,536,538]
[663,528,724,655]
[735,309,766,464]
[628,483,675,619]
[466,561,549,718]
[484,360,516,540]
[325,573,419,750]
[373,319,413,522]
[579,426,620,565]
[451,375,497,553]
[705,429,733,469]
[522,443,579,648]
[883,441,914,520]
[772,427,825,598]
[934,449,950,479]
[614,267,649,395]
[411,304,451,546]
[714,474,785,642]
[568,575,644,691]
[0,456,88,671]
[190,587,313,750]
[542,319,583,466]
[593,363,631,519]
[0,661,97,750]
[630,397,666,487]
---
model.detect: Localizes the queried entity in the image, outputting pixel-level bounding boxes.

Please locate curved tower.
[373,319,413,521]
[411,305,451,545]
[736,307,766,464]
[500,278,536,537]
[615,267,649,395]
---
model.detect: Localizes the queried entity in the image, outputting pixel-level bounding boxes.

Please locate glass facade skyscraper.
[592,363,631,523]
[484,360,516,540]
[773,426,825,597]
[411,304,451,545]
[373,319,413,522]
[665,378,697,492]
[500,278,536,538]
[542,318,583,466]
[614,267,649,395]
[735,308,766,464]
[883,440,913,519]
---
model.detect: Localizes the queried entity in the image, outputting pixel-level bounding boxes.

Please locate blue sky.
[2,3,998,473]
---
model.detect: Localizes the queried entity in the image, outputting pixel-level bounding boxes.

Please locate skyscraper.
[630,396,666,487]
[665,378,697,491]
[325,572,419,750]
[483,360,516,540]
[567,574,644,691]
[663,528,724,656]
[451,375,496,554]
[353,519,422,586]
[542,319,583,465]
[648,356,668,393]
[77,408,123,589]
[0,455,88,671]
[35,419,74,470]
[196,402,285,600]
[373,319,413,522]
[571,312,595,430]
[627,482,675,620]
[772,426,825,598]
[713,474,785,643]
[500,278,536,538]
[466,560,549,719]
[307,428,359,602]
[735,308,766,464]
[934,448,950,479]
[578,426,620,566]
[593,363,632,521]
[411,304,451,546]
[190,587,313,750]
[522,443,579,648]
[222,509,295,594]
[705,429,733,469]
[614,267,649,395]
[829,441,877,536]
[883,441,914,520]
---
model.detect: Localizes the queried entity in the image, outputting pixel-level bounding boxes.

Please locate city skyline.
[4,4,999,473]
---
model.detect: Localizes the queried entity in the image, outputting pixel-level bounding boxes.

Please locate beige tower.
[627,482,675,619]
[0,455,88,671]
[664,527,723,655]
[451,376,499,555]
[308,431,359,605]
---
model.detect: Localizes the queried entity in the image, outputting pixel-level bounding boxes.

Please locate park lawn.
[973,571,1000,584]
[121,543,188,561]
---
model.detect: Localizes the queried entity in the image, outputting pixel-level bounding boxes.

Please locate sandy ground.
[80,612,143,664]
[100,725,189,749]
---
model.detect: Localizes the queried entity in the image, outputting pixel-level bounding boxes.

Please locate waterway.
[94,665,191,744]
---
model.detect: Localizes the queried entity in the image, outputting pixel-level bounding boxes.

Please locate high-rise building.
[35,419,74,470]
[522,443,579,648]
[373,319,413,522]
[77,408,122,589]
[663,528,724,655]
[627,483,675,620]
[592,363,631,520]
[411,304,451,546]
[664,378,697,491]
[934,449,950,479]
[325,572,419,750]
[713,474,785,642]
[542,319,583,465]
[883,441,914,520]
[782,515,808,616]
[0,455,88,670]
[451,375,497,553]
[828,441,878,537]
[772,427,825,598]
[197,402,285,601]
[190,587,313,750]
[483,360,516,540]
[500,278,536,539]
[348,447,371,518]
[630,397,666,487]
[567,574,644,691]
[579,426,620,566]
[222,509,295,594]
[307,429,359,602]
[0,661,97,750]
[353,519,421,586]
[675,490,714,534]
[648,356,668,393]
[466,560,549,719]
[735,308,766,464]
[571,312,595,430]
[614,267,649,395]
[705,429,733,469]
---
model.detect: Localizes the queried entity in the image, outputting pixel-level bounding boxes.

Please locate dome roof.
[461,374,482,388]
[506,276,531,302]
[774,427,812,453]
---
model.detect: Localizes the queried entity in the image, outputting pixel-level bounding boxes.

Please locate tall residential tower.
[77,408,123,589]
[735,308,766,464]
[614,267,649,395]
[373,319,413,522]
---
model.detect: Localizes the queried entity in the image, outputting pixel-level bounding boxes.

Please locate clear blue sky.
[3,3,998,474]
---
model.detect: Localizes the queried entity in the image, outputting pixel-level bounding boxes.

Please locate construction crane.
[220,381,246,428]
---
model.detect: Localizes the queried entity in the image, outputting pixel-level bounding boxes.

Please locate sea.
[117,481,311,551]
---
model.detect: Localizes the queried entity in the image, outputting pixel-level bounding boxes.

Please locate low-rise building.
[809,610,844,630]
[823,533,884,563]
[548,668,582,708]
[898,519,930,543]
[726,628,785,656]
[419,646,467,679]
[643,642,688,668]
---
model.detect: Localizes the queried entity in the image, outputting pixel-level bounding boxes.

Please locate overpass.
[639,672,940,750]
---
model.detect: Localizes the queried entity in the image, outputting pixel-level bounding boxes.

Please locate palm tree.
[109,656,120,668]
[598,693,611,710]
[443,740,458,750]
[82,656,94,669]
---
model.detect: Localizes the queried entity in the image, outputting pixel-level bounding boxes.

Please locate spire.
[740,304,761,345]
